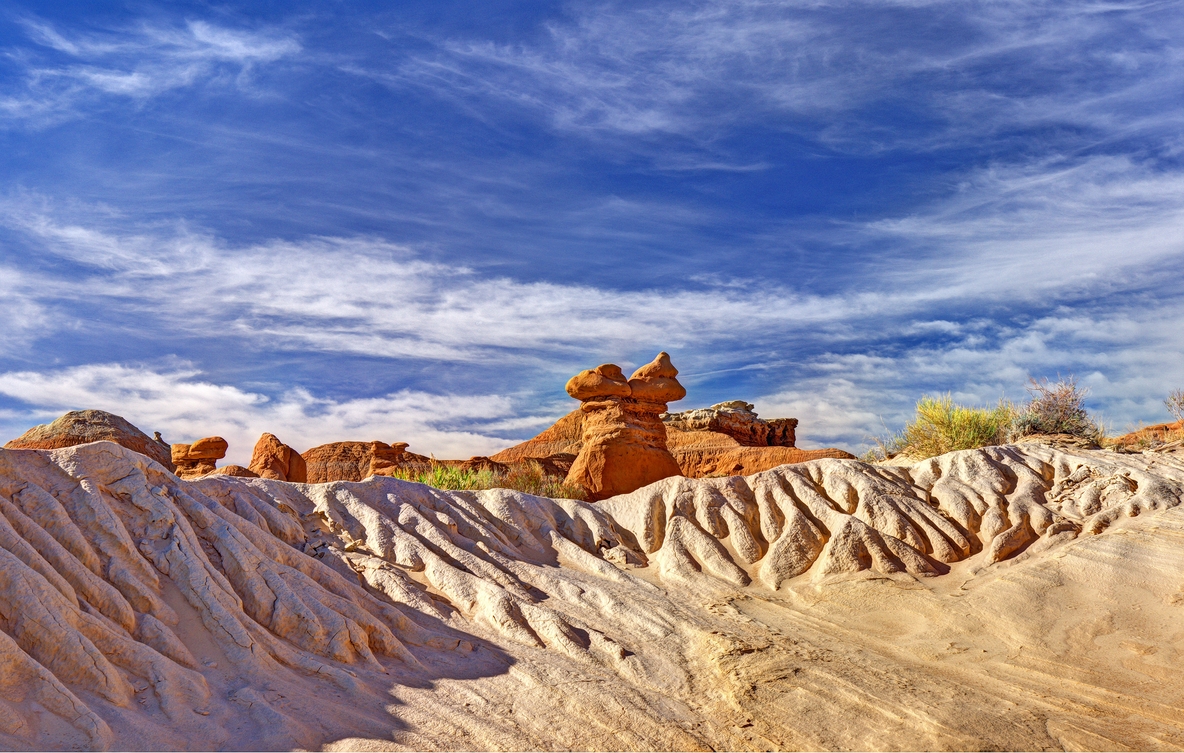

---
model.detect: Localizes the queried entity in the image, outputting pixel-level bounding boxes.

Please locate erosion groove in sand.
[0,440,1181,750]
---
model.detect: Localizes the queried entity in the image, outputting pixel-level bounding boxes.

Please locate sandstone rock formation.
[490,410,584,463]
[495,397,852,481]
[301,441,432,484]
[1111,419,1184,450]
[663,400,798,447]
[4,409,173,470]
[0,439,1182,750]
[248,433,307,483]
[208,464,259,478]
[665,428,855,476]
[170,436,228,479]
[565,353,686,501]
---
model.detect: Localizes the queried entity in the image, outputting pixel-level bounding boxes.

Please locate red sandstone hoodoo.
[564,352,687,501]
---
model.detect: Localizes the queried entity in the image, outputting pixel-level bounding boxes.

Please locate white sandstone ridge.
[0,440,1182,750]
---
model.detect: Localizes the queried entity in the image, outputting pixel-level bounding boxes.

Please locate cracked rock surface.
[0,440,1182,750]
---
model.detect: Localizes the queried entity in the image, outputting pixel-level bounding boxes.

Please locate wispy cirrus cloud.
[2,150,1179,369]
[390,0,1184,152]
[1,17,300,125]
[1,138,1183,453]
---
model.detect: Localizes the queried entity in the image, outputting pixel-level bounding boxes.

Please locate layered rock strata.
[564,353,686,501]
[665,429,854,476]
[4,410,173,470]
[170,437,228,480]
[662,401,798,447]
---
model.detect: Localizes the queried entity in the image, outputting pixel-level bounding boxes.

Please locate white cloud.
[756,304,1184,452]
[0,364,518,465]
[391,0,1184,150]
[3,17,300,126]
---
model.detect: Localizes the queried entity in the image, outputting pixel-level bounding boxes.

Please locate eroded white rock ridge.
[0,441,1181,750]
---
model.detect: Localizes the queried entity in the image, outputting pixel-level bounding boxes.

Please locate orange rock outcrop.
[1110,420,1184,450]
[171,436,229,479]
[564,352,686,501]
[4,409,174,470]
[249,433,308,482]
[665,428,854,474]
[494,385,855,485]
[491,410,584,463]
[301,441,434,484]
[663,401,798,446]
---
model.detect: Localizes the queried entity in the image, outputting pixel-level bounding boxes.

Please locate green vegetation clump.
[869,377,1103,461]
[387,460,587,501]
[870,394,1014,460]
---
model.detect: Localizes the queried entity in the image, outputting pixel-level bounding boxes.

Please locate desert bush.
[1010,377,1100,441]
[387,461,587,500]
[886,394,1015,459]
[1166,388,1184,423]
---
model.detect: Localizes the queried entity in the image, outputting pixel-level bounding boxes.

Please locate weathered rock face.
[665,428,855,476]
[4,409,173,470]
[301,441,432,484]
[248,433,307,483]
[565,352,686,501]
[0,440,1182,750]
[662,400,798,447]
[495,397,851,481]
[490,410,584,463]
[1111,420,1184,449]
[171,437,228,480]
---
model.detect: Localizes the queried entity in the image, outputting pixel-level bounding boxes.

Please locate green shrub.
[387,461,587,500]
[869,377,1105,462]
[1011,377,1100,441]
[884,394,1015,460]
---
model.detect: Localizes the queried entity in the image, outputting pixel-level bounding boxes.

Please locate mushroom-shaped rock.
[566,364,632,400]
[565,352,686,501]
[628,352,686,404]
[171,437,228,479]
[248,433,307,483]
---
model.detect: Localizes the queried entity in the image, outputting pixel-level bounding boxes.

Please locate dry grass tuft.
[1011,377,1101,442]
[1166,388,1184,423]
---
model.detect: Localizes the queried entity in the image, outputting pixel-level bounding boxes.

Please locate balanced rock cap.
[172,436,228,462]
[628,352,686,403]
[566,363,632,400]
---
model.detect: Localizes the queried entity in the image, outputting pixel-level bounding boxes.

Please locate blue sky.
[1,1,1182,463]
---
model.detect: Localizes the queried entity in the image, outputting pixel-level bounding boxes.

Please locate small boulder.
[208,465,259,478]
